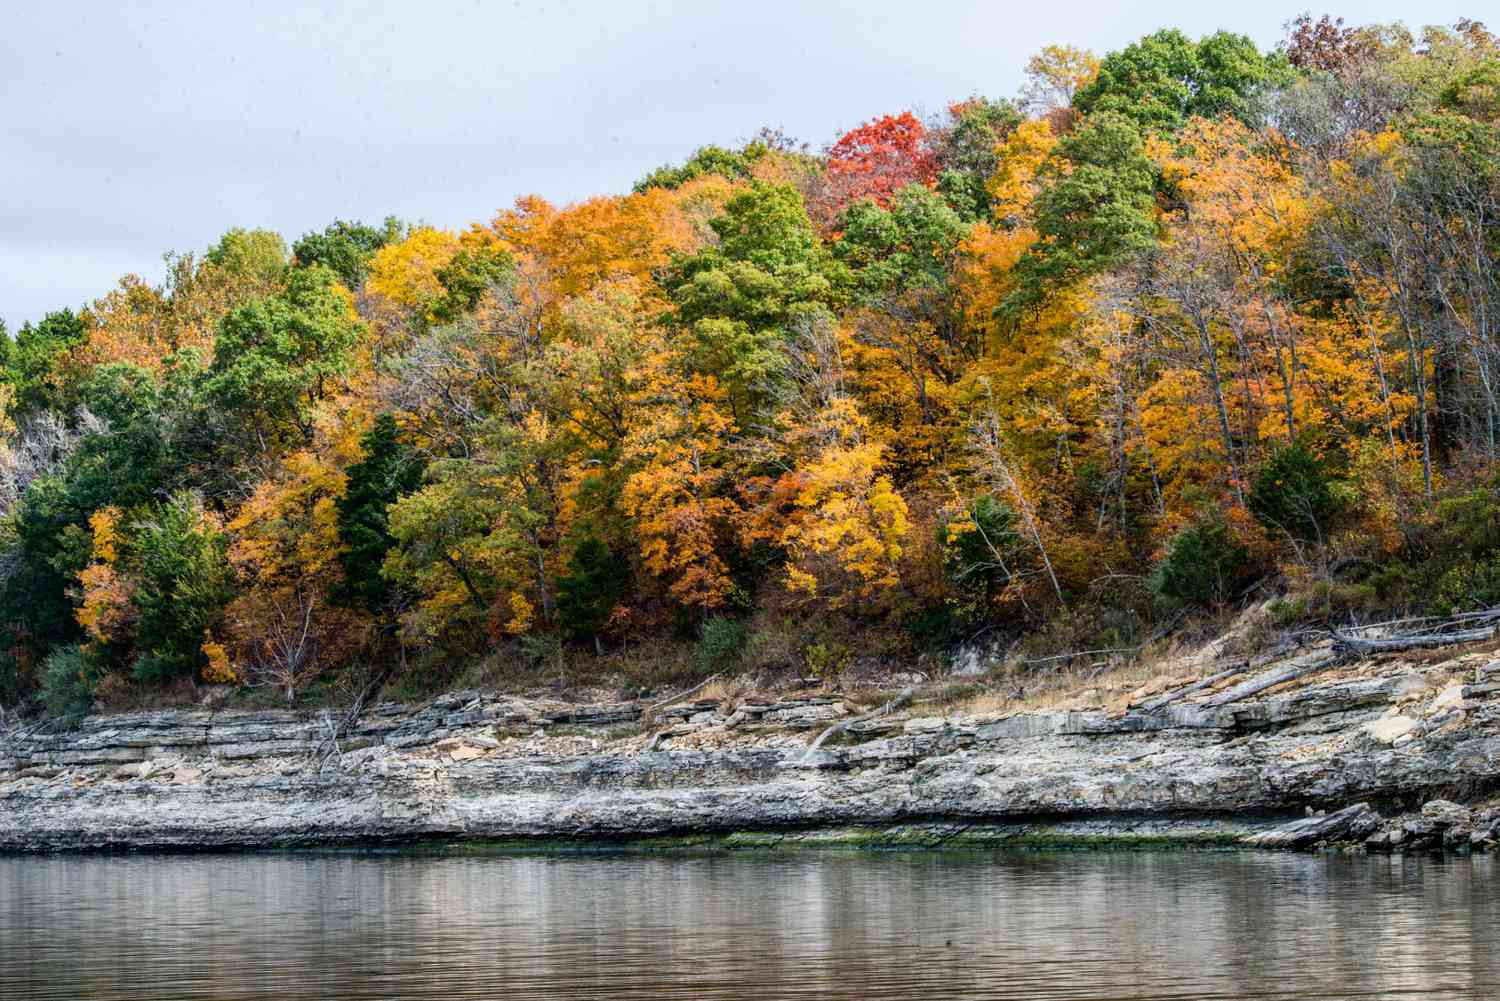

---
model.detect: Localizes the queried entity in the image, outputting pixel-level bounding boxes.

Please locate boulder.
[1362,715,1417,744]
[1421,799,1473,827]
[1365,826,1408,850]
[1242,803,1382,849]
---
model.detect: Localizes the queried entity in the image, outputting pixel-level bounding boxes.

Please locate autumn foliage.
[5,15,1500,715]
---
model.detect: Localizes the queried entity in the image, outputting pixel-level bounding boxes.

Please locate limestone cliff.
[4,644,1500,853]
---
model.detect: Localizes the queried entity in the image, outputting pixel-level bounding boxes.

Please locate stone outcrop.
[4,650,1500,853]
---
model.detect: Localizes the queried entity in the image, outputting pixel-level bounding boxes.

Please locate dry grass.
[939,642,1247,718]
[950,690,1011,718]
[696,675,746,708]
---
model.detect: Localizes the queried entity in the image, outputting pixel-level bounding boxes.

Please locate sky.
[1,0,1482,328]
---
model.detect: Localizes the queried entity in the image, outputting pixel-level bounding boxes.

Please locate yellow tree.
[777,397,910,608]
[222,408,368,700]
[75,507,134,650]
[620,375,741,614]
[1020,44,1100,125]
[75,249,286,377]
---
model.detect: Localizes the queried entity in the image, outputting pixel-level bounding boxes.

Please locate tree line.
[4,14,1499,717]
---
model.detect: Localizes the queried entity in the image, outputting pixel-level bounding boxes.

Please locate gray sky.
[2,1,1479,328]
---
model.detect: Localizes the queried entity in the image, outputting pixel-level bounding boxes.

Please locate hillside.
[2,15,1499,722]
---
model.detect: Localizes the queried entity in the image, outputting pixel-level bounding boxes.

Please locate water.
[1,849,1496,999]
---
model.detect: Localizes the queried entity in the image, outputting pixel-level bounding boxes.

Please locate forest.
[3,14,1499,718]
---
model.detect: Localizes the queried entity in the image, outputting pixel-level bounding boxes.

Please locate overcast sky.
[1,1,1480,328]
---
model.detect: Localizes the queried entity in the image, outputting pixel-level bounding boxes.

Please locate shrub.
[39,645,103,723]
[1435,555,1500,614]
[696,616,749,674]
[1249,442,1341,543]
[1431,485,1500,558]
[1150,516,1250,607]
[803,639,852,679]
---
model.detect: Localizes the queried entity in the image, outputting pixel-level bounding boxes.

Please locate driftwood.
[641,673,722,752]
[1331,624,1497,656]
[1136,664,1249,712]
[1015,611,1186,675]
[1018,646,1138,668]
[313,661,395,771]
[1203,655,1335,707]
[1323,607,1500,657]
[644,673,721,722]
[801,686,917,762]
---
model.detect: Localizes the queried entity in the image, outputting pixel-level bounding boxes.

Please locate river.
[1,848,1495,999]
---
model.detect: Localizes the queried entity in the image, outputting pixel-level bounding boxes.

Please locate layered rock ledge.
[4,646,1500,853]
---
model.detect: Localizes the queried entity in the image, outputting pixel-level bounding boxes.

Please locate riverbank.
[4,638,1500,854]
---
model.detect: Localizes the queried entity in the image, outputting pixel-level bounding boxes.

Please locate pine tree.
[336,414,424,611]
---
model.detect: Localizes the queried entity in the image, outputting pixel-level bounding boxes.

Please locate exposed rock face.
[4,653,1500,853]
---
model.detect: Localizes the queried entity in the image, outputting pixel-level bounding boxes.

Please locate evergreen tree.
[336,413,424,611]
[555,535,630,649]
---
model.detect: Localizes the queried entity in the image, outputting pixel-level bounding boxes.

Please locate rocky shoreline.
[4,644,1500,854]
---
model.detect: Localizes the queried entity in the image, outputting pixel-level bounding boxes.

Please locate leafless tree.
[969,411,1065,605]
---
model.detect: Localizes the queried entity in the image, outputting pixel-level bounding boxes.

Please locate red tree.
[812,112,939,227]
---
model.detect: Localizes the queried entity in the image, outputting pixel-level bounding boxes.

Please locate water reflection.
[1,850,1495,999]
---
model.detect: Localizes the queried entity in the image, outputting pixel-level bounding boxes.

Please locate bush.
[1150,517,1250,607]
[1435,555,1500,615]
[1431,485,1500,558]
[39,645,103,723]
[803,639,852,679]
[1249,442,1341,543]
[696,616,748,674]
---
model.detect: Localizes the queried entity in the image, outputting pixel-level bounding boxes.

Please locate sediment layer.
[4,647,1500,853]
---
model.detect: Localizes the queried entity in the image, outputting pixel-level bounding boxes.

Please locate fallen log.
[643,673,720,723]
[1203,655,1335,707]
[1331,625,1497,656]
[1136,664,1248,712]
[640,673,724,752]
[802,686,917,762]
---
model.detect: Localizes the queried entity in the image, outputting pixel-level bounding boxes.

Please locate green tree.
[835,184,967,300]
[1075,29,1290,134]
[1249,442,1342,545]
[1150,516,1249,607]
[1002,112,1159,318]
[382,419,554,642]
[206,227,289,285]
[38,645,103,723]
[292,217,405,289]
[0,475,91,700]
[129,492,235,683]
[941,493,1023,615]
[429,245,514,324]
[7,309,88,416]
[1440,60,1500,121]
[634,141,770,192]
[209,264,363,448]
[554,534,630,649]
[931,98,1023,220]
[0,365,172,697]
[336,413,425,611]
[670,182,847,417]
